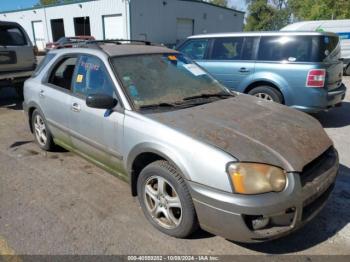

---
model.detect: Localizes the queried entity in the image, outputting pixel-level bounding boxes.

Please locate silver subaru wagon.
[23,41,339,242]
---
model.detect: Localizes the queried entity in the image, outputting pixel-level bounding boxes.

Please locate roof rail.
[83,39,152,46]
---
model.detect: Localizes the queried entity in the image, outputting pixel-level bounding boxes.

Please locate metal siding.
[0,0,128,50]
[130,0,244,45]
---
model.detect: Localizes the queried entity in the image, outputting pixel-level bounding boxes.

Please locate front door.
[69,54,124,174]
[200,37,256,91]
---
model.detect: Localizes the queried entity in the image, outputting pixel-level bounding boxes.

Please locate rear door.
[41,55,78,144]
[199,37,257,90]
[0,23,34,72]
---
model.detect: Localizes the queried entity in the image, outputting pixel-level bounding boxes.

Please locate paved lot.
[0,79,349,255]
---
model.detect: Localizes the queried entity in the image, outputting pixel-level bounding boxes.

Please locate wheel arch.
[244,80,285,104]
[127,143,191,196]
[27,101,44,133]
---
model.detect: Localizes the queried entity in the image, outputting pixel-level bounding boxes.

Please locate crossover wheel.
[31,110,55,151]
[248,86,283,103]
[137,160,198,238]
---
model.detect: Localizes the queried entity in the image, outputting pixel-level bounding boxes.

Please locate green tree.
[245,0,290,31]
[208,0,229,7]
[289,0,350,20]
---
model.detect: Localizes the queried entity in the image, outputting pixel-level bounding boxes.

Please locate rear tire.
[14,82,24,101]
[345,64,350,76]
[31,110,55,151]
[137,160,198,238]
[248,85,283,104]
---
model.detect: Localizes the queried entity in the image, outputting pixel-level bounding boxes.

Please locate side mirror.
[86,94,117,109]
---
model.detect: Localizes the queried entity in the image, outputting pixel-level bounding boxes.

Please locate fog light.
[252,216,269,230]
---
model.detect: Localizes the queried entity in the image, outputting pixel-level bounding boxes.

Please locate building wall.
[0,0,129,49]
[130,0,244,45]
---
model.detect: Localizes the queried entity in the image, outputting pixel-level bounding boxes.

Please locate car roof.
[100,43,178,56]
[188,31,339,39]
[51,42,178,57]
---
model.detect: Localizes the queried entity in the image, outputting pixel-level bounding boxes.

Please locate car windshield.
[111,53,231,110]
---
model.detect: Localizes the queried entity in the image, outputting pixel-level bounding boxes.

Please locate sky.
[0,0,247,12]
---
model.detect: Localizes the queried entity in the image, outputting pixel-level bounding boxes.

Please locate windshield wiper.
[139,102,178,110]
[182,92,234,101]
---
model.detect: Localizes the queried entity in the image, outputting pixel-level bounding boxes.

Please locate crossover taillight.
[306,69,326,88]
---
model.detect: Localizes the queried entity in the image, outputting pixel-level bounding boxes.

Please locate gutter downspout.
[125,0,131,39]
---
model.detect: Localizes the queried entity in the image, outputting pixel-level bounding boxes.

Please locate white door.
[176,18,194,42]
[103,15,125,40]
[32,21,45,51]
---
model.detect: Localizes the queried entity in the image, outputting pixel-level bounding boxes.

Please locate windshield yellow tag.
[168,55,177,61]
[76,74,83,83]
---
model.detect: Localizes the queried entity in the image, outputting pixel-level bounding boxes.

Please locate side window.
[211,37,243,60]
[178,39,208,60]
[73,55,115,97]
[48,57,77,90]
[32,53,56,77]
[241,37,258,60]
[258,36,313,62]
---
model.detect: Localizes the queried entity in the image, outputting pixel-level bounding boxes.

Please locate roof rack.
[82,39,152,46]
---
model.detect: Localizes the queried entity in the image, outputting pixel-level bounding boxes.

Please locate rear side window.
[211,37,243,60]
[0,25,27,46]
[258,36,314,62]
[48,57,77,90]
[32,53,56,77]
[178,39,208,60]
[72,55,115,97]
[319,36,340,61]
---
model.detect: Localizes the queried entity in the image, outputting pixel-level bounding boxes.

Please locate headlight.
[227,163,287,194]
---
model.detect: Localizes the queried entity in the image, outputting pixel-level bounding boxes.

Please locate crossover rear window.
[258,35,340,62]
[0,25,27,46]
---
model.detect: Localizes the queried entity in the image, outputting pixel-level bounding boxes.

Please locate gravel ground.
[0,79,349,255]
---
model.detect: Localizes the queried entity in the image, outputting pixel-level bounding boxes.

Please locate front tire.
[31,110,55,151]
[248,85,283,104]
[137,160,198,238]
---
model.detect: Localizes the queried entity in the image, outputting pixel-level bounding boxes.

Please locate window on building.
[73,16,91,36]
[51,19,65,42]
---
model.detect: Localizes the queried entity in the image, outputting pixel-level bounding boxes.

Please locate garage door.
[176,18,194,42]
[103,15,125,40]
[32,21,45,51]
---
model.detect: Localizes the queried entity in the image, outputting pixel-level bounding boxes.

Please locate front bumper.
[189,148,339,243]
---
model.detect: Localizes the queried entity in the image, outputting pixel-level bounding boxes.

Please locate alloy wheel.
[34,114,47,146]
[144,175,183,229]
[254,92,274,101]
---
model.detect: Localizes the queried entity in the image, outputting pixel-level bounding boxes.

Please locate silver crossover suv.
[23,41,339,242]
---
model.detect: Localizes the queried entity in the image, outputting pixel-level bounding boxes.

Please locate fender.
[126,142,191,181]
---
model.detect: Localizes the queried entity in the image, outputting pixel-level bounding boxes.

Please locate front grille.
[300,146,337,187]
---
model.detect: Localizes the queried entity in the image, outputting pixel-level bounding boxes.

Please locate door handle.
[71,102,81,112]
[39,89,45,98]
[239,67,250,73]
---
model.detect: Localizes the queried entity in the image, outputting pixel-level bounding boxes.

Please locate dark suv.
[0,21,36,98]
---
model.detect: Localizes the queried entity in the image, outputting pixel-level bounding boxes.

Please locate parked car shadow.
[0,86,23,110]
[312,102,350,128]
[235,164,350,254]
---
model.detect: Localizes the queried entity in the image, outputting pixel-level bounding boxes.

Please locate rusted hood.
[148,94,332,172]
